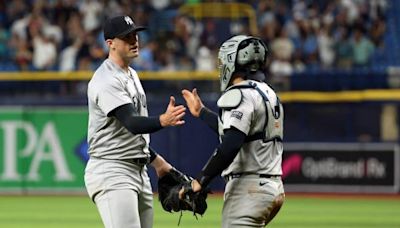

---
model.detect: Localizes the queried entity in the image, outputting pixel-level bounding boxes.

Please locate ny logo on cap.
[124,16,134,25]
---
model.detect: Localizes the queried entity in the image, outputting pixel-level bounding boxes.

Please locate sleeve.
[149,146,158,163]
[95,76,132,116]
[199,107,218,133]
[196,127,246,187]
[222,93,254,135]
[111,103,163,134]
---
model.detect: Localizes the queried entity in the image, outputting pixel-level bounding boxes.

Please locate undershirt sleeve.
[110,103,163,134]
[199,107,219,133]
[196,127,246,187]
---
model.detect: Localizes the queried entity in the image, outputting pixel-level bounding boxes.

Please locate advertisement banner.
[282,143,400,193]
[0,107,88,193]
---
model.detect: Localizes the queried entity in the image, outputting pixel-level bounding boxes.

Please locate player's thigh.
[222,178,284,228]
[95,189,141,228]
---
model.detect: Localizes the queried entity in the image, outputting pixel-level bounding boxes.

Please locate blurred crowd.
[0,0,389,76]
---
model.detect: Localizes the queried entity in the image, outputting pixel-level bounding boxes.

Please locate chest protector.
[218,81,283,143]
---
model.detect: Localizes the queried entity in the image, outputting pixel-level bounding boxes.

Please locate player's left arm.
[192,127,246,191]
[111,103,164,134]
[149,146,174,177]
[111,96,185,134]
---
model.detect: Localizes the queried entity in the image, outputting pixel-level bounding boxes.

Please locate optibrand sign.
[282,143,400,193]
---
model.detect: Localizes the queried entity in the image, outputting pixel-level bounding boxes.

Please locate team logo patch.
[124,16,134,25]
[231,111,243,120]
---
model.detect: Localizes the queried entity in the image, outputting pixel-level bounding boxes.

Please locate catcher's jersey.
[220,80,284,176]
[87,59,150,160]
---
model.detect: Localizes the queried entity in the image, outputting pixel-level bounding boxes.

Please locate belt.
[223,173,281,182]
[121,157,150,166]
[91,156,150,166]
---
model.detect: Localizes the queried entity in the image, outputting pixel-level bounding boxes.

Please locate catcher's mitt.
[158,168,208,216]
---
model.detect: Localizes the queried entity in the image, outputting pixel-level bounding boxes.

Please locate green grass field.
[0,194,399,228]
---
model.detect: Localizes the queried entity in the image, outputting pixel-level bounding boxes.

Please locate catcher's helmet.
[218,35,268,91]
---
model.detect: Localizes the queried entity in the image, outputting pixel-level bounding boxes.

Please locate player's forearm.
[112,103,163,134]
[150,152,172,177]
[196,127,246,187]
[199,107,218,133]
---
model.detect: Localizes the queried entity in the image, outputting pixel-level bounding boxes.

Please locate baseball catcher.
[181,35,285,227]
[158,168,209,217]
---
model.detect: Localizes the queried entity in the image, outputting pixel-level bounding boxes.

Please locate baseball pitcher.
[84,15,187,228]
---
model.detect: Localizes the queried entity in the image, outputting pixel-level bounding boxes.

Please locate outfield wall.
[0,105,399,194]
[1,71,400,194]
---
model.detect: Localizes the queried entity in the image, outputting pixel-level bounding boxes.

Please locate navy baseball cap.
[103,15,146,40]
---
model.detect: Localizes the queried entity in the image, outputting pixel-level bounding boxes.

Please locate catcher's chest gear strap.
[228,82,283,143]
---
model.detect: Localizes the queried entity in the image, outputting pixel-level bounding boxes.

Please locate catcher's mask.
[218,35,268,92]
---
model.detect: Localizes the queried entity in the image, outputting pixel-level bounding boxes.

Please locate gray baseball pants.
[222,175,285,227]
[85,157,153,228]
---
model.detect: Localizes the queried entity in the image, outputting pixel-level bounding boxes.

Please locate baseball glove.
[158,168,208,216]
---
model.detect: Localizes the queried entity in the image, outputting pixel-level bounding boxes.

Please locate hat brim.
[116,26,147,37]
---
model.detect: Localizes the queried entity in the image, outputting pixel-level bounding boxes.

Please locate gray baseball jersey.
[85,59,154,228]
[87,58,150,160]
[219,80,285,227]
[220,80,284,177]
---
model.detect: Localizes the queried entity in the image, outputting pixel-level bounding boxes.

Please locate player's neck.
[231,77,244,85]
[108,54,130,72]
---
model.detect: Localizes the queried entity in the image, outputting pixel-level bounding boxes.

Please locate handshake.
[157,89,210,218]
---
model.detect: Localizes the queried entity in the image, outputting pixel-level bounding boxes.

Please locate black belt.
[91,156,150,166]
[121,157,150,166]
[223,173,281,182]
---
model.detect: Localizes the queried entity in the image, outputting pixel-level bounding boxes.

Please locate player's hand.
[179,179,202,199]
[182,88,204,118]
[160,96,186,127]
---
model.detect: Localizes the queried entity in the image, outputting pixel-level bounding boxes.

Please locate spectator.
[28,11,57,70]
[32,31,57,70]
[59,38,82,71]
[317,25,335,68]
[132,39,159,71]
[352,27,375,67]
[270,27,294,89]
[335,27,353,69]
[64,12,84,50]
[79,0,103,32]
[369,17,386,48]
[370,0,388,20]
[200,19,219,51]
[271,28,294,63]
[195,46,215,71]
[0,23,9,60]
[300,21,319,67]
[0,0,392,74]
[6,0,29,27]
[10,14,30,41]
[12,34,32,71]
